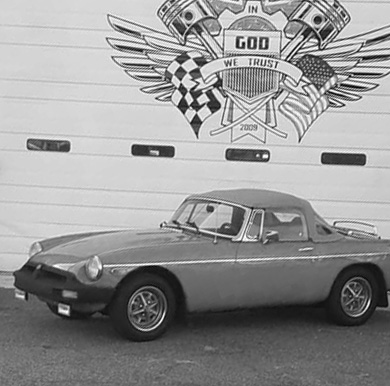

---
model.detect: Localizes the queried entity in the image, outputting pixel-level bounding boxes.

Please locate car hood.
[34,228,200,265]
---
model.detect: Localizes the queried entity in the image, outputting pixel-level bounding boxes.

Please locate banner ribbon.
[199,55,303,86]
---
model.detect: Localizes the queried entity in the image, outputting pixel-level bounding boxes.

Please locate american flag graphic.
[280,55,338,141]
[165,52,223,138]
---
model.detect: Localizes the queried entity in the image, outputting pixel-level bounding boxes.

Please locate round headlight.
[85,255,103,281]
[29,242,43,258]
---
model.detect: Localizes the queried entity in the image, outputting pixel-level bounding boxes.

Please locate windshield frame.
[167,197,251,241]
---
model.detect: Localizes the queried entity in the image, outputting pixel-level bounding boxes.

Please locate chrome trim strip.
[106,259,236,268]
[53,263,74,270]
[105,252,386,269]
[243,209,264,242]
[185,196,249,211]
[298,247,314,252]
[179,197,252,242]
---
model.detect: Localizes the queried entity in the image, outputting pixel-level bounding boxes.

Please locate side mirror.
[263,230,279,244]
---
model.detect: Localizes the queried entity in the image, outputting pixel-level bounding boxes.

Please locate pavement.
[1,288,390,386]
[2,269,390,385]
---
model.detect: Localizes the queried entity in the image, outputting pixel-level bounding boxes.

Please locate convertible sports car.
[14,189,390,341]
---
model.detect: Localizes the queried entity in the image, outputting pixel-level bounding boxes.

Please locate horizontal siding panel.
[4,65,390,107]
[0,236,34,255]
[0,97,188,141]
[0,46,114,84]
[310,200,390,223]
[1,0,390,272]
[0,72,138,101]
[2,133,390,166]
[0,151,389,185]
[0,252,27,271]
[2,0,389,26]
[2,27,109,49]
[1,189,389,224]
[290,114,390,149]
[1,128,390,160]
[0,222,128,241]
[2,93,390,148]
[2,84,390,116]
[0,185,181,212]
[0,202,173,229]
[0,0,157,23]
[1,179,390,211]
[1,133,132,156]
[3,127,390,154]
[0,162,389,213]
[0,77,138,99]
[0,0,150,19]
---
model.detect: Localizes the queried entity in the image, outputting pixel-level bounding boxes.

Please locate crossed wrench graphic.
[158,0,349,139]
[190,27,288,138]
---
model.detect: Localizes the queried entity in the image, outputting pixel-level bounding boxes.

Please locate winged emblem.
[106,14,222,138]
[278,25,390,140]
[106,15,211,102]
[107,0,390,143]
[296,26,390,108]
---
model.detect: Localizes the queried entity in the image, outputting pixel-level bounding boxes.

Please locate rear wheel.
[109,274,176,341]
[326,267,378,326]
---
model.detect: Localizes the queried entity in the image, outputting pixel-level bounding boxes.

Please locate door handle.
[298,247,314,252]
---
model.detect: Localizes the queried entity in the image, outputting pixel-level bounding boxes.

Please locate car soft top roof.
[188,189,309,209]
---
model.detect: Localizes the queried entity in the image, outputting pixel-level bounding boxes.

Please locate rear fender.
[329,263,388,307]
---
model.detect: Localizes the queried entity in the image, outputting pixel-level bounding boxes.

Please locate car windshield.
[168,199,246,238]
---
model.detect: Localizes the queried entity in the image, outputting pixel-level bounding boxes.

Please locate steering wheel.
[219,222,235,235]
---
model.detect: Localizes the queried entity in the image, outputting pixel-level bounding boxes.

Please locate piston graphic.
[158,0,222,57]
[282,0,351,58]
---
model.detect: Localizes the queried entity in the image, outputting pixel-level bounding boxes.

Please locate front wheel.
[109,274,176,341]
[326,267,378,326]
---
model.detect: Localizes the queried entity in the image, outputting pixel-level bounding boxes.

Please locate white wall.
[1,0,390,271]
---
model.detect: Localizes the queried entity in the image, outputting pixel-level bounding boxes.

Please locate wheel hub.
[341,277,372,318]
[127,286,167,332]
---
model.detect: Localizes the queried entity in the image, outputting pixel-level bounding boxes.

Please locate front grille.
[23,262,67,283]
[24,263,36,273]
[35,267,67,283]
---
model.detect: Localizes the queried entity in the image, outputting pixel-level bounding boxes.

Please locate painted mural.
[107,0,390,143]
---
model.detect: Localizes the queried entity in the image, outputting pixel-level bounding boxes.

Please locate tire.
[46,303,93,320]
[326,267,378,326]
[109,274,176,341]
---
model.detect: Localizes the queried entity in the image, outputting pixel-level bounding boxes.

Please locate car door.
[168,200,245,313]
[235,208,321,308]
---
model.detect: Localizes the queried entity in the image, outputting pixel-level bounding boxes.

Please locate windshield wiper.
[168,220,199,233]
[161,220,182,229]
[185,221,199,232]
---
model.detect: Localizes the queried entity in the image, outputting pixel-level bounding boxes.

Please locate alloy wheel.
[340,277,372,318]
[127,286,168,332]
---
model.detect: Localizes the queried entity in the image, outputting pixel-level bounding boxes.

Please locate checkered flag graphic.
[280,55,338,141]
[165,52,223,138]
